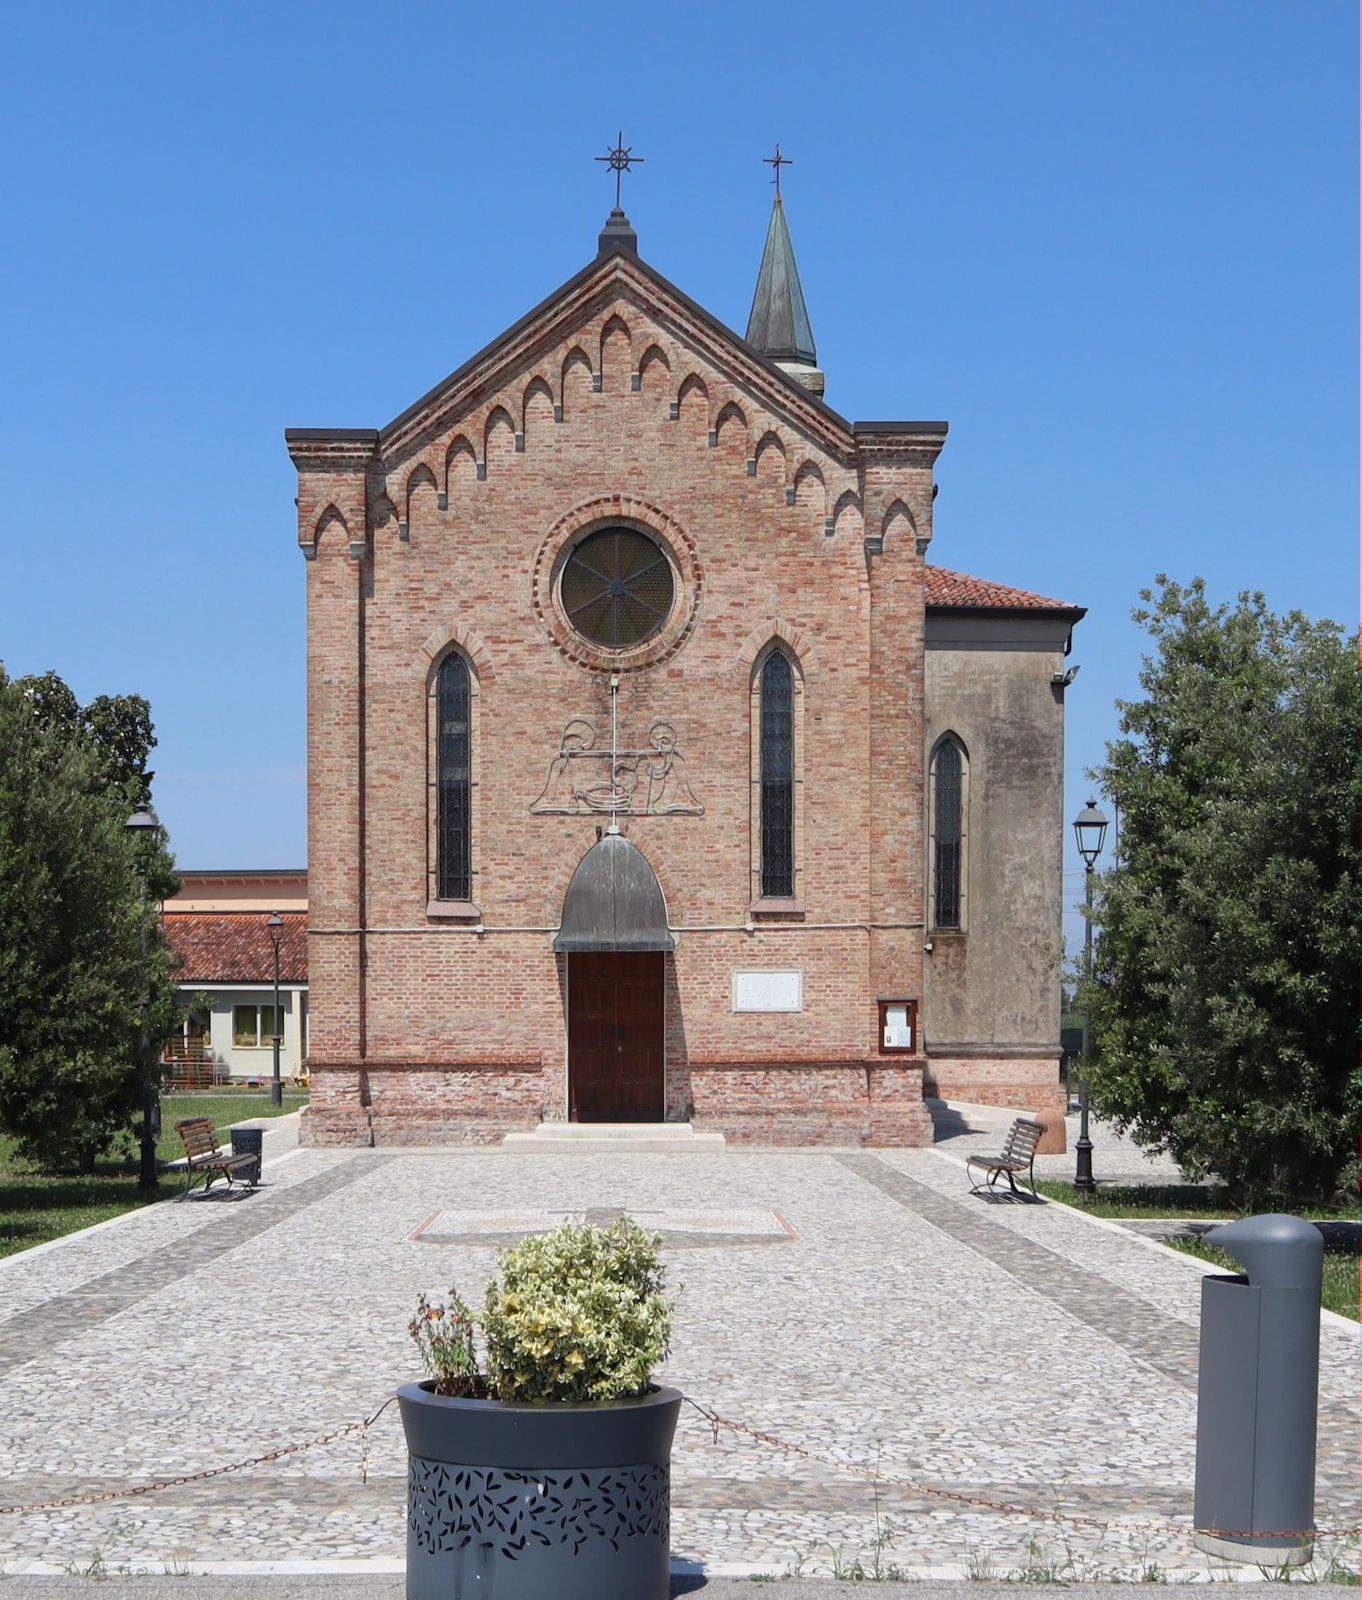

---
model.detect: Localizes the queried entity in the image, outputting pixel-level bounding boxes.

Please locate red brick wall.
[292,269,945,1147]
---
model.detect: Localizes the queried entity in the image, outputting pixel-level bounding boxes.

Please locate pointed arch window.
[930,735,967,930]
[436,654,472,901]
[759,650,795,898]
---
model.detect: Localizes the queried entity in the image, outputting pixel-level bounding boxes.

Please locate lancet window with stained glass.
[760,650,795,897]
[437,654,472,901]
[933,738,963,929]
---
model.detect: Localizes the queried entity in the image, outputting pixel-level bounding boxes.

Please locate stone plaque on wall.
[732,970,803,1013]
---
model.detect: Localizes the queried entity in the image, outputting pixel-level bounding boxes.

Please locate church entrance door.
[567,952,664,1122]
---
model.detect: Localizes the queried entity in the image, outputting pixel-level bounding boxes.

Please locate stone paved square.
[0,1129,1356,1578]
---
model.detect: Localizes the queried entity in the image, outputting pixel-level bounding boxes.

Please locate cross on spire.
[595,131,644,210]
[764,142,793,196]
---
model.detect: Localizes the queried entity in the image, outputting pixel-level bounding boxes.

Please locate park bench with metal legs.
[965,1117,1046,1198]
[173,1117,257,1199]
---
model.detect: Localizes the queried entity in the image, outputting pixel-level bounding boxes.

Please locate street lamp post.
[1071,798,1110,1199]
[267,913,284,1108]
[125,805,163,1191]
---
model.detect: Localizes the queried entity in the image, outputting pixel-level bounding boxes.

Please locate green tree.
[0,668,179,1172]
[1085,578,1359,1208]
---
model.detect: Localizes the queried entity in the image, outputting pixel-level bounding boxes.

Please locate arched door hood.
[553,834,674,953]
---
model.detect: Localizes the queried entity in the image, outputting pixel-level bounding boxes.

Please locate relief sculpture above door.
[530,717,703,816]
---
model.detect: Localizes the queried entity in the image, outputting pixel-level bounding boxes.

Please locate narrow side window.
[932,738,964,929]
[760,651,795,897]
[437,654,471,900]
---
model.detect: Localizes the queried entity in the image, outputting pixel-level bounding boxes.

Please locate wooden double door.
[567,952,665,1122]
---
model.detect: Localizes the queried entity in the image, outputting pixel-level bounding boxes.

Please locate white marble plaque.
[732,969,803,1012]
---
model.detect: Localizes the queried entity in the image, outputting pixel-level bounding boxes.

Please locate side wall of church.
[294,292,939,1146]
[922,616,1069,1114]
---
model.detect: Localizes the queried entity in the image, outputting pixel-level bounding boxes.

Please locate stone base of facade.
[298,1105,377,1147]
[299,1060,548,1149]
[299,1058,934,1148]
[922,1054,1064,1115]
[687,1060,933,1147]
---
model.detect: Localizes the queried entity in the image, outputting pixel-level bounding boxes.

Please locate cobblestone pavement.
[0,1130,1355,1580]
[8,1582,1362,1600]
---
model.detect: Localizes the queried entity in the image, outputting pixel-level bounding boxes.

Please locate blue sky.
[1,0,1355,957]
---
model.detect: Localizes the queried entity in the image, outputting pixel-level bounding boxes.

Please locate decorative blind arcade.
[760,651,794,897]
[437,655,472,901]
[560,527,674,650]
[934,740,962,928]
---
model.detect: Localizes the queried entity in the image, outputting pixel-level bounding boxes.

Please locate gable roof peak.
[364,239,853,463]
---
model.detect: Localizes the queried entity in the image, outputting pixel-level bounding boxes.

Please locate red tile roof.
[163,911,307,984]
[925,566,1083,614]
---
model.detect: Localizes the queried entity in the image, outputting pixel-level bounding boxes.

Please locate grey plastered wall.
[922,612,1073,1064]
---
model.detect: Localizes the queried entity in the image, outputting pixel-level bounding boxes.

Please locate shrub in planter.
[398,1217,681,1600]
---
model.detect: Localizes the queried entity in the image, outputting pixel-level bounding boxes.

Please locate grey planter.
[397,1379,682,1600]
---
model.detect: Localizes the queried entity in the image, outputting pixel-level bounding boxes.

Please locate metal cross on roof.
[595,131,644,210]
[764,143,793,195]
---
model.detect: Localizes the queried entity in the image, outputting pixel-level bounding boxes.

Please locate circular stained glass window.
[559,526,675,650]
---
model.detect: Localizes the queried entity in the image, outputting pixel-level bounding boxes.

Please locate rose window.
[559,527,675,650]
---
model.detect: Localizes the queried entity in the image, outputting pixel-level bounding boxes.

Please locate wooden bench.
[173,1117,257,1199]
[965,1117,1046,1198]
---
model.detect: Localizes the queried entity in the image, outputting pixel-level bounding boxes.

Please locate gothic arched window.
[930,735,966,929]
[759,650,795,898]
[436,653,472,901]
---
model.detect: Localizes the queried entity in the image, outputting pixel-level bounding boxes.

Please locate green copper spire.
[745,191,817,367]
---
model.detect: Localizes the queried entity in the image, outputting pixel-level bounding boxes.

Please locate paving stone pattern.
[0,1157,390,1377]
[0,1143,1355,1579]
[902,1146,1362,1499]
[837,1155,1200,1390]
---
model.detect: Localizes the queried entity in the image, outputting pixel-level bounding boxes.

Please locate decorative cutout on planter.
[408,1458,670,1557]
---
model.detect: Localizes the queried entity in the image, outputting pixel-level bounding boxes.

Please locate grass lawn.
[1165,1237,1361,1323]
[0,1091,307,1260]
[1032,1180,1237,1218]
[1034,1180,1360,1322]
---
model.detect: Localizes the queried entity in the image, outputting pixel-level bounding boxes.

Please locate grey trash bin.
[229,1126,264,1187]
[1193,1213,1323,1565]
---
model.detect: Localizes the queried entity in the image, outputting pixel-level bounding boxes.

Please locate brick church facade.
[287,192,1083,1148]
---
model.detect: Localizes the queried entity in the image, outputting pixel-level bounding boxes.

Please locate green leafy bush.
[0,668,180,1173]
[409,1217,672,1404]
[1085,578,1359,1209]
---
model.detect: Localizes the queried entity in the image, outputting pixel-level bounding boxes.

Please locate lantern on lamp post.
[1070,798,1109,1198]
[266,913,284,1107]
[125,805,163,1190]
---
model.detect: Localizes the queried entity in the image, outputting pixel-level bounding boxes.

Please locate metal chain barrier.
[680,1396,1361,1545]
[0,1397,395,1517]
[0,1390,1355,1549]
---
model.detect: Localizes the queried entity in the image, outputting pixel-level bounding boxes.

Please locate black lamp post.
[267,913,284,1107]
[1071,798,1109,1198]
[125,805,163,1190]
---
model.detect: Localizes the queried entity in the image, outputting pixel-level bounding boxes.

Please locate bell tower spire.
[745,145,824,396]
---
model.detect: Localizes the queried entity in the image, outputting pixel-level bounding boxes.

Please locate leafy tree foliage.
[0,668,179,1172]
[1085,578,1359,1208]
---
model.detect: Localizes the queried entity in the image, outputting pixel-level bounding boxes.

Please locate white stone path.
[0,1118,1355,1580]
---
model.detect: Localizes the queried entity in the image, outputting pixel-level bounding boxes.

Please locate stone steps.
[501,1122,727,1153]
